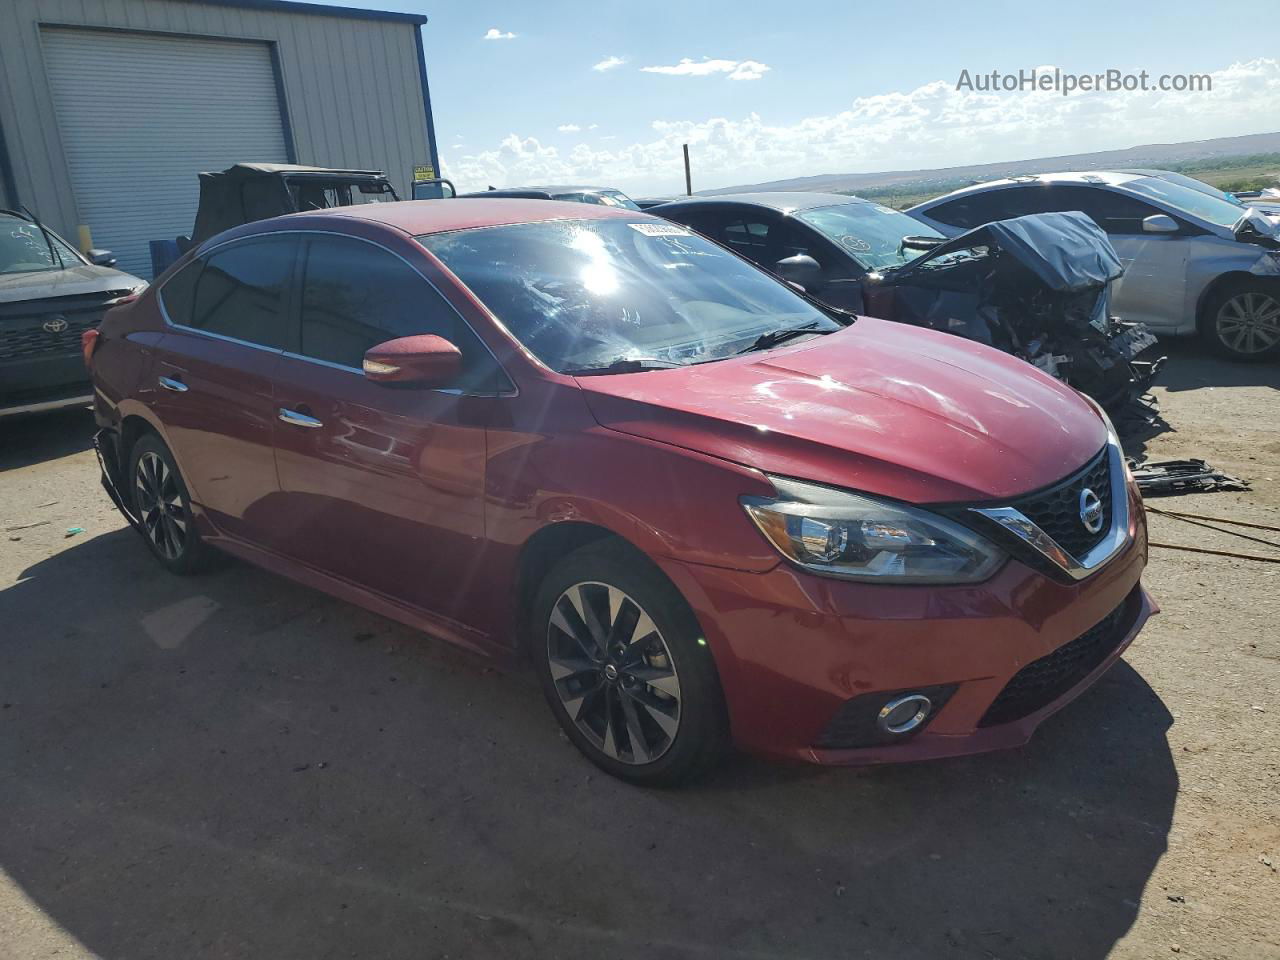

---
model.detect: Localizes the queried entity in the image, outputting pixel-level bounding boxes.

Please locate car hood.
[0,263,144,304]
[890,212,1124,293]
[577,318,1108,504]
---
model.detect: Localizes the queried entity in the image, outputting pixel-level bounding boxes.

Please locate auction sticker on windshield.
[629,222,692,237]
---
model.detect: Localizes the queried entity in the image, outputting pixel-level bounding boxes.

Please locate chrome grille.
[1007,449,1112,560]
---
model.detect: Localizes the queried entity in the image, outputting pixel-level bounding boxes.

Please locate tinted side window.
[722,219,770,253]
[298,235,504,391]
[925,191,1013,229]
[1052,187,1159,234]
[188,237,297,349]
[158,258,203,323]
[774,222,859,279]
[935,185,1160,234]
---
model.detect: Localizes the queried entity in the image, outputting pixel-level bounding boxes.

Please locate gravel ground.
[0,340,1276,960]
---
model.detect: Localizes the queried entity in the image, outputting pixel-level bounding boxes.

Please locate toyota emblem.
[42,316,69,334]
[1078,488,1104,534]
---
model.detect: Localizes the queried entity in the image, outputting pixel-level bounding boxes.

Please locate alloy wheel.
[1216,291,1280,354]
[134,451,187,560]
[547,581,682,765]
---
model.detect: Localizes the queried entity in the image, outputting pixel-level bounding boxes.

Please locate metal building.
[0,0,439,277]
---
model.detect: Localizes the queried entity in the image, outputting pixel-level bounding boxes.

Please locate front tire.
[128,433,215,575]
[1199,280,1280,361]
[531,540,728,786]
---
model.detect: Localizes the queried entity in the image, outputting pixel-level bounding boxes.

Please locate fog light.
[877,693,932,735]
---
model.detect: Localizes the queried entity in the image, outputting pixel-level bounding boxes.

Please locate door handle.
[278,407,323,429]
[158,376,188,392]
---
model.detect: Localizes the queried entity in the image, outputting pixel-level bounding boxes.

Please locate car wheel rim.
[1216,291,1280,353]
[135,451,187,560]
[547,581,682,765]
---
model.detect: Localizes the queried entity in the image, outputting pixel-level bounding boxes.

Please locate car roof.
[657,192,870,214]
[471,185,621,195]
[256,197,644,236]
[920,171,1147,204]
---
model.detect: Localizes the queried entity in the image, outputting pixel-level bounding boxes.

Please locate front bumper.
[657,517,1152,765]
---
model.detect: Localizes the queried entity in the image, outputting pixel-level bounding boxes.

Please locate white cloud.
[589,124,599,130]
[592,56,626,72]
[444,59,1280,196]
[728,60,770,81]
[641,57,749,78]
[483,28,516,40]
[557,124,582,133]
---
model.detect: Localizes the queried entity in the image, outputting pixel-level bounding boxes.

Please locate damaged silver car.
[908,171,1280,361]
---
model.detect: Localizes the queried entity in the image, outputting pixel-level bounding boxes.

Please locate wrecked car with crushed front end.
[654,194,1161,410]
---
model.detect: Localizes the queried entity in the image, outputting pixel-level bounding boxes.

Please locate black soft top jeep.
[186,163,400,247]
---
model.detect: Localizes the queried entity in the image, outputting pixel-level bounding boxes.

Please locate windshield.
[418,219,838,373]
[1154,171,1244,208]
[0,217,81,276]
[288,179,397,210]
[1125,177,1245,229]
[795,202,945,270]
[557,190,642,211]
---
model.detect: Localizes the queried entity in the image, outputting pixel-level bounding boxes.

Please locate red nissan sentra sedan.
[86,199,1155,785]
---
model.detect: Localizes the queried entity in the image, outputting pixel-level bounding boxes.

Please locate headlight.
[742,476,1005,584]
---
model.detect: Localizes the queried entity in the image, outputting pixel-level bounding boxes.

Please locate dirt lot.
[1,341,1277,960]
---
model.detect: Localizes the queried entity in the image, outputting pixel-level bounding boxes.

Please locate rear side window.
[158,258,202,322]
[186,237,297,349]
[297,235,506,391]
[926,191,1020,229]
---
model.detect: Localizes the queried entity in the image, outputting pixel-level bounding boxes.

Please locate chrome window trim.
[158,228,517,398]
[970,430,1131,582]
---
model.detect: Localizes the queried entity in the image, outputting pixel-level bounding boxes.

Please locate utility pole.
[682,143,692,196]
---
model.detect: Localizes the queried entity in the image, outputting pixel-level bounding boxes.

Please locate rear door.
[150,235,297,540]
[269,233,504,623]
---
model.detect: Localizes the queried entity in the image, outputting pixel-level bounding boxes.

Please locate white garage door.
[42,28,289,279]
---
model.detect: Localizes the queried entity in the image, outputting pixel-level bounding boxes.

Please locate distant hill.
[702,131,1280,197]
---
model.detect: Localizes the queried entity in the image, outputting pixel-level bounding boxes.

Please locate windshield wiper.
[564,357,686,376]
[736,321,830,355]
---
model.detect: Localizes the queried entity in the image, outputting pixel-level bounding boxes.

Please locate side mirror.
[1142,214,1179,235]
[363,334,462,387]
[775,253,823,290]
[412,178,457,200]
[88,248,117,267]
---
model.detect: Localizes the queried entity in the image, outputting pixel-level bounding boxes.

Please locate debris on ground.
[1130,459,1251,496]
[4,519,50,532]
[64,526,85,537]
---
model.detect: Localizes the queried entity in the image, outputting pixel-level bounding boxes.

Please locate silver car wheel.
[135,451,187,560]
[547,581,682,765]
[1216,291,1280,354]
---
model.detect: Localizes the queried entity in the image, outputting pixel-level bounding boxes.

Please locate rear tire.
[1199,280,1280,361]
[127,433,216,575]
[531,539,729,786]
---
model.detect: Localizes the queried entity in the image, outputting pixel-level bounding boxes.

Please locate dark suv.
[0,209,145,417]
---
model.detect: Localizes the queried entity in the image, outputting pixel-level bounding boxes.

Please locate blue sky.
[308,0,1279,195]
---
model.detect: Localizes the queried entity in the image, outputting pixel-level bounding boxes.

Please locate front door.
[148,235,298,540]
[269,233,504,627]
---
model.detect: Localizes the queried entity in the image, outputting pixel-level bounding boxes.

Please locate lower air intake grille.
[978,590,1137,727]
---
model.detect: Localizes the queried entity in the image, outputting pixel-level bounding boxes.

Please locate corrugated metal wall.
[0,0,434,243]
[44,28,291,277]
